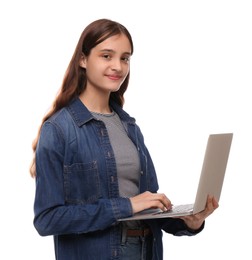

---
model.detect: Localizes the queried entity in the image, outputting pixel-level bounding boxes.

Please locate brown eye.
[102,54,111,60]
[122,56,130,63]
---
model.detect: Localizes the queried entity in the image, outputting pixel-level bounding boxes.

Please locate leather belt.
[126,228,152,237]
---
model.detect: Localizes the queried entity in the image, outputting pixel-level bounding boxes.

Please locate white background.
[1,0,251,259]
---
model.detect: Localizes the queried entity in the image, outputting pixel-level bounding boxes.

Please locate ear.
[79,54,87,69]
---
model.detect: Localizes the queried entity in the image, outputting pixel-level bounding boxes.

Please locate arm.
[178,195,219,231]
[33,122,132,236]
[158,195,218,236]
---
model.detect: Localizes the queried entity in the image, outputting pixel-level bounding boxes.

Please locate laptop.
[118,133,233,221]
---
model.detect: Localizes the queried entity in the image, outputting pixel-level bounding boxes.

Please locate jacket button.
[112,249,118,257]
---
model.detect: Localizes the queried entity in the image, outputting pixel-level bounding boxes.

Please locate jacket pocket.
[63,161,101,204]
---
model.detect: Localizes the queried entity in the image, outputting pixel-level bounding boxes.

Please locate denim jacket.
[34,97,204,260]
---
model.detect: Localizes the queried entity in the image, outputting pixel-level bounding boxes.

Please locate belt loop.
[140,236,146,260]
[121,225,127,245]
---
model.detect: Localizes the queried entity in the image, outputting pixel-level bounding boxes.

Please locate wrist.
[184,221,205,234]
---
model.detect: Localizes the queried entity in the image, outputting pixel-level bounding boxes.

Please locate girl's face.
[80,33,132,95]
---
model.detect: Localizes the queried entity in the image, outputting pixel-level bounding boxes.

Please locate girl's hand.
[130,191,172,214]
[178,195,219,230]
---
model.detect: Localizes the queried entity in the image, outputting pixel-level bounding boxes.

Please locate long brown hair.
[30,19,134,177]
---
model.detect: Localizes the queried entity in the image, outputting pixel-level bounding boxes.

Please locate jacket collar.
[67,97,136,127]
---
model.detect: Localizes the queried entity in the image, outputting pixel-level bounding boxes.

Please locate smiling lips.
[106,74,122,81]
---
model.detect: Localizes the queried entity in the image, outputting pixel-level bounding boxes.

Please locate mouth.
[106,74,122,81]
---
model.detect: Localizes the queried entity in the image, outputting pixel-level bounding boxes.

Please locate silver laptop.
[118,133,233,221]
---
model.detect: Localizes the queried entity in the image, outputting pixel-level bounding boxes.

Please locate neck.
[79,90,111,114]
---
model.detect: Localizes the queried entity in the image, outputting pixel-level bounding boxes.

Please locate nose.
[110,58,122,72]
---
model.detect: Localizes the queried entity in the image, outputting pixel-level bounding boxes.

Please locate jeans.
[120,235,153,260]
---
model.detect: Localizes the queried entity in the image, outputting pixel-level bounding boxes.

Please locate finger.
[145,193,172,211]
[153,193,172,210]
[212,197,219,209]
[206,196,219,212]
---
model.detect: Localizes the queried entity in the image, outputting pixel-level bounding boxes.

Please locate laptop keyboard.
[170,204,194,213]
[154,204,194,215]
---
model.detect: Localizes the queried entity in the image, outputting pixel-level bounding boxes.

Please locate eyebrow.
[99,49,131,55]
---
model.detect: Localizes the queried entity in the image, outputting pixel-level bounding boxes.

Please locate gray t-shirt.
[92,111,147,229]
[92,111,141,197]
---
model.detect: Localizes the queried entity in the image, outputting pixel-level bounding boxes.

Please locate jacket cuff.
[176,221,205,236]
[111,197,133,220]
